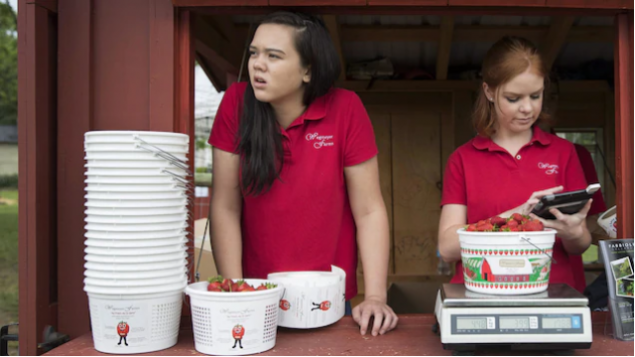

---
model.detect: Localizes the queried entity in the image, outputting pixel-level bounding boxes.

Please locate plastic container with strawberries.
[185,277,284,356]
[457,213,556,295]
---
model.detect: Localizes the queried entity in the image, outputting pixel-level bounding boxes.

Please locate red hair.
[473,36,552,137]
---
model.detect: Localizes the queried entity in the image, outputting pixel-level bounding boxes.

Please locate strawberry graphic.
[311,301,331,311]
[279,299,291,311]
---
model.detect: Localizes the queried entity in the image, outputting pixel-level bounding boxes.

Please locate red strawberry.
[466,224,477,232]
[522,220,544,232]
[490,216,507,227]
[242,285,256,292]
[509,227,520,232]
[221,278,232,292]
[507,220,519,228]
[477,223,494,232]
[233,280,247,292]
[207,276,223,292]
[511,213,524,223]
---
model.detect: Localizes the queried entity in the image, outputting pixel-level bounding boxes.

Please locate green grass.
[0,190,19,328]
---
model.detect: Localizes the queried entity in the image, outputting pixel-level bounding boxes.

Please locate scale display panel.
[451,314,583,334]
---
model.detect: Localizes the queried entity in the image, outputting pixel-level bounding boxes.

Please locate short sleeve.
[343,92,378,167]
[441,151,467,207]
[563,144,588,192]
[208,83,245,154]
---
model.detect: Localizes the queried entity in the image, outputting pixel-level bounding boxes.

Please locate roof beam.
[436,16,454,80]
[196,54,224,92]
[333,24,612,43]
[541,16,576,69]
[323,15,347,81]
[194,16,240,77]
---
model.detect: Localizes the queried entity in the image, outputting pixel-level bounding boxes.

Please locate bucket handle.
[520,236,557,264]
[133,136,192,174]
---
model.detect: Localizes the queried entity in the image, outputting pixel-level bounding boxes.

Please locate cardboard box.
[387,281,446,314]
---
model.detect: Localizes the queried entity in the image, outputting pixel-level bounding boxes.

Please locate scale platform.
[434,284,592,353]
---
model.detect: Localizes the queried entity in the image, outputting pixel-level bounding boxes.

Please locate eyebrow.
[503,88,544,96]
[249,46,286,55]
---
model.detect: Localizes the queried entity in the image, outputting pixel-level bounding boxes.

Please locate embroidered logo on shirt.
[306,132,334,149]
[538,162,559,175]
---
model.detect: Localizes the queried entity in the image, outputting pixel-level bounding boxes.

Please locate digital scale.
[434,284,592,353]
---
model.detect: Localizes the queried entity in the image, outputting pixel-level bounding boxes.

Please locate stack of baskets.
[82,131,192,354]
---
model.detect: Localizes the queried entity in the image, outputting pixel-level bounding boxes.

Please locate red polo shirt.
[209,82,378,300]
[441,126,588,293]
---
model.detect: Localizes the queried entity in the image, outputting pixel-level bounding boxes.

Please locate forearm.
[210,202,243,279]
[356,208,390,303]
[438,224,464,263]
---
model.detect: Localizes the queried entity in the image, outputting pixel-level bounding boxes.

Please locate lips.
[252,76,267,89]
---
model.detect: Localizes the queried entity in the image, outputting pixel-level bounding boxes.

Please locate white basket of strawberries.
[457,214,556,295]
[185,277,283,356]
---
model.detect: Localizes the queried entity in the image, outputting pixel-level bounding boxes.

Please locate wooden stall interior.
[190,11,619,305]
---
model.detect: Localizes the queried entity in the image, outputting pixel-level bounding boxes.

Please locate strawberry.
[477,223,494,232]
[207,276,223,292]
[511,213,524,223]
[242,285,256,292]
[490,216,507,227]
[221,278,232,292]
[507,220,519,228]
[233,280,247,292]
[521,220,544,232]
[466,224,477,232]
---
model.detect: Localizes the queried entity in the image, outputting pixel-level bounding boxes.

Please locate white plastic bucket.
[268,266,346,329]
[85,198,188,208]
[86,289,183,354]
[85,222,188,232]
[85,176,180,184]
[85,142,188,153]
[85,151,188,161]
[85,244,185,256]
[185,280,283,356]
[85,166,188,177]
[457,228,556,295]
[85,251,187,264]
[85,191,186,200]
[84,273,186,287]
[85,229,187,240]
[85,237,186,248]
[85,259,186,272]
[85,159,186,169]
[85,131,189,144]
[84,277,187,295]
[85,206,187,216]
[85,183,184,192]
[85,213,188,224]
[85,267,188,280]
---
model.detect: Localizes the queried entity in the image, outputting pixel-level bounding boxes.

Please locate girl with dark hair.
[438,36,592,293]
[209,12,397,335]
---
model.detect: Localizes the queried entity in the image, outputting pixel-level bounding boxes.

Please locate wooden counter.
[48,313,633,356]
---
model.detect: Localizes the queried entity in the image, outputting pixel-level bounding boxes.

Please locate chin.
[253,91,273,103]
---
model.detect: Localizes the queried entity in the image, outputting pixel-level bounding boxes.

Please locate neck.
[491,125,534,154]
[271,90,306,129]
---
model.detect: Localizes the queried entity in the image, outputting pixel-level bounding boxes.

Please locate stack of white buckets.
[83,131,191,354]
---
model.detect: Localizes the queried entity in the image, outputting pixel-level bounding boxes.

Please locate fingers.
[358,309,373,336]
[530,186,563,199]
[352,305,361,325]
[549,208,567,221]
[370,311,383,336]
[577,199,593,217]
[380,308,398,335]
